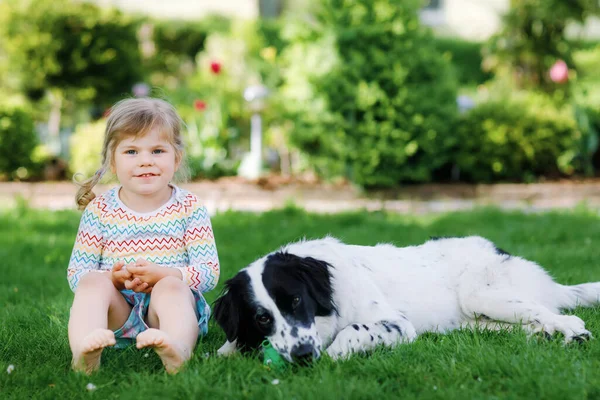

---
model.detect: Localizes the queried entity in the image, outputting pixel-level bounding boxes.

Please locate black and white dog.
[213,236,600,362]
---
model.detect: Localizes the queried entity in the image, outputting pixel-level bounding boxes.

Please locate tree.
[280,0,459,186]
[484,0,600,92]
[0,0,143,153]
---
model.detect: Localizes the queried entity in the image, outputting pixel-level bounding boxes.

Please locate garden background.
[1,0,600,187]
[2,0,600,399]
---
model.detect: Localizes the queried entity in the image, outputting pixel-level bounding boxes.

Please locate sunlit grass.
[1,205,600,399]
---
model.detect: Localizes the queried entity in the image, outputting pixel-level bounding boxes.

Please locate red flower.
[194,100,207,111]
[210,61,222,74]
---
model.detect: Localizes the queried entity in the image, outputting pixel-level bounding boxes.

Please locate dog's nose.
[291,343,315,363]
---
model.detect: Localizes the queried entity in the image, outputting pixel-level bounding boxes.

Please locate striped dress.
[67,185,220,295]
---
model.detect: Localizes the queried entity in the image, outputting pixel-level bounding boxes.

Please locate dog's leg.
[217,340,238,356]
[463,289,591,343]
[325,317,417,360]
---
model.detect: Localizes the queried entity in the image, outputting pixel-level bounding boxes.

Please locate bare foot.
[72,329,116,374]
[136,329,189,374]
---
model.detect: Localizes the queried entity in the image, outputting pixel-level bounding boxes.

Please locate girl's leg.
[136,276,199,374]
[68,272,131,374]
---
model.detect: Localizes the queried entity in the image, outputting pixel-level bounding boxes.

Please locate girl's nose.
[138,153,155,166]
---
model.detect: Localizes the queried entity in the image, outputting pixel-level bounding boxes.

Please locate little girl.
[67,97,220,374]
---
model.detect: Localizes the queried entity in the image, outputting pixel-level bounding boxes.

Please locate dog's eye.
[257,314,271,325]
[292,296,301,308]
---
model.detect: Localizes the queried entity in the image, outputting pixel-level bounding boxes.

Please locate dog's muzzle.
[290,343,319,363]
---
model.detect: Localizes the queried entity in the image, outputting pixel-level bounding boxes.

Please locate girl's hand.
[111,260,133,291]
[124,275,152,293]
[126,258,182,289]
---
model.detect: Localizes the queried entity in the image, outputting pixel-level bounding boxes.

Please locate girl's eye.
[125,150,136,155]
[152,149,164,154]
[292,296,301,308]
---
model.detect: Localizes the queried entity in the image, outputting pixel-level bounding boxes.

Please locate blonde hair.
[74,97,189,210]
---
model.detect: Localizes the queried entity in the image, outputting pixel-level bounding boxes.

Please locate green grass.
[2,205,600,399]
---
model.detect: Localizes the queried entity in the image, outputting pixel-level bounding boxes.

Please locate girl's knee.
[76,272,113,292]
[153,275,188,293]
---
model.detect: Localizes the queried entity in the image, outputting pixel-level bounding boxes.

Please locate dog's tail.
[558,282,600,309]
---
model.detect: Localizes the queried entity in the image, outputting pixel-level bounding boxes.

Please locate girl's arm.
[67,201,105,292]
[177,202,220,293]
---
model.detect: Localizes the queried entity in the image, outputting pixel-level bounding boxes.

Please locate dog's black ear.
[212,274,246,342]
[295,257,337,316]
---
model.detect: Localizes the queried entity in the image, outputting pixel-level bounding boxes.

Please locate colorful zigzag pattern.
[67,185,220,294]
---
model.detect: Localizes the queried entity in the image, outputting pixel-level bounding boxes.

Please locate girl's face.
[112,128,179,206]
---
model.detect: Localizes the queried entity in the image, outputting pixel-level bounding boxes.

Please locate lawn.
[2,204,600,399]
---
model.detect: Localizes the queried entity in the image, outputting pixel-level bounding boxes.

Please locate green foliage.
[575,106,600,175]
[0,0,143,107]
[69,119,106,179]
[256,18,289,57]
[168,20,284,179]
[483,0,600,93]
[0,106,38,180]
[434,37,491,86]
[280,0,459,187]
[145,16,231,87]
[454,93,581,182]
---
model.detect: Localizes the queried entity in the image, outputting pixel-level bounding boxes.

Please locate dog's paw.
[325,328,361,360]
[556,315,591,344]
[570,331,593,344]
[217,340,238,356]
[530,315,592,344]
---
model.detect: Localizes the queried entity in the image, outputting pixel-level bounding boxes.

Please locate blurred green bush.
[434,37,491,86]
[279,0,459,187]
[145,16,231,87]
[0,0,142,108]
[483,0,600,94]
[0,106,38,180]
[454,92,580,182]
[69,119,106,180]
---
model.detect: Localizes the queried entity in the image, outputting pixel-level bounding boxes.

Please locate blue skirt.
[112,289,210,348]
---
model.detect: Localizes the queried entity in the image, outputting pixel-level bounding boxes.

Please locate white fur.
[229,236,599,360]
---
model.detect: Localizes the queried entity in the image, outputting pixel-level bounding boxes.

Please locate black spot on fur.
[387,323,402,335]
[430,236,456,241]
[370,335,374,341]
[291,327,298,338]
[380,322,392,333]
[352,324,360,331]
[362,324,369,331]
[494,245,511,257]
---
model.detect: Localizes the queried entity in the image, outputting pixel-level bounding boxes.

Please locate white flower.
[271,379,280,385]
[86,383,97,391]
[7,365,14,374]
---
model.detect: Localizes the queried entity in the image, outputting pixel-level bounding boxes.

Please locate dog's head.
[213,251,337,362]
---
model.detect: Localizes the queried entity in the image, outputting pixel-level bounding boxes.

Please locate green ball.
[262,340,288,371]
